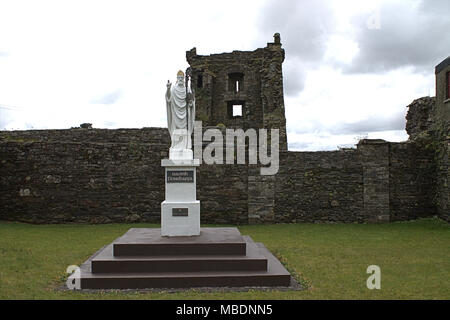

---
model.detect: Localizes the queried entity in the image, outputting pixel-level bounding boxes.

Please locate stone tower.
[433,56,450,220]
[186,33,288,151]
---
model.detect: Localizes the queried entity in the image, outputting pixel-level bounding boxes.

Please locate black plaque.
[172,208,188,216]
[167,170,194,183]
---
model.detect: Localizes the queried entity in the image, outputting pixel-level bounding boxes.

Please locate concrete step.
[79,242,291,289]
[113,227,246,256]
[91,238,267,273]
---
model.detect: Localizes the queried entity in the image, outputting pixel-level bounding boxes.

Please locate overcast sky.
[0,0,449,150]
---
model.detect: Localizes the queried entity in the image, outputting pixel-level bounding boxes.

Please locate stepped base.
[92,239,267,273]
[78,227,291,290]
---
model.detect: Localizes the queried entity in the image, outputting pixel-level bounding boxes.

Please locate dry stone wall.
[389,142,436,221]
[274,150,364,223]
[0,125,441,224]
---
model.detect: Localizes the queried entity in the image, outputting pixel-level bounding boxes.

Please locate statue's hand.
[166,81,171,90]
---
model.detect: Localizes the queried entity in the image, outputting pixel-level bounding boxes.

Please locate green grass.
[0,218,449,299]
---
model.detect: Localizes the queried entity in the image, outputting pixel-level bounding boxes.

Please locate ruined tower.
[186,33,288,151]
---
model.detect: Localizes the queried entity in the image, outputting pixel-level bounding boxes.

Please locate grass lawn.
[0,218,449,299]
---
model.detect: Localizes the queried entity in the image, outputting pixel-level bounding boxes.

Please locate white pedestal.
[161,158,201,237]
[161,200,200,236]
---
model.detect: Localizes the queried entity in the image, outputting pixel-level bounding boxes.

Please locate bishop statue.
[165,70,195,160]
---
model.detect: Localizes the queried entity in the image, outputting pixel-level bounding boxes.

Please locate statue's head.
[176,70,185,86]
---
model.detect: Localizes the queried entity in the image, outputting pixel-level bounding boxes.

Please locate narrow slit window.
[197,74,203,88]
[228,73,244,92]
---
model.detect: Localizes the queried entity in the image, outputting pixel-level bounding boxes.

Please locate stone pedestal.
[77,227,292,289]
[161,158,200,237]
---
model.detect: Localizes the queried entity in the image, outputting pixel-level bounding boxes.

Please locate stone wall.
[389,142,436,221]
[358,140,390,222]
[0,128,250,224]
[274,150,363,223]
[0,127,170,144]
[405,95,449,222]
[0,126,440,225]
[405,97,436,140]
[198,163,248,225]
[435,134,450,222]
[0,139,167,223]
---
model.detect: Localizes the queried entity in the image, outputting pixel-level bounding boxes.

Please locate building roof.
[435,56,450,74]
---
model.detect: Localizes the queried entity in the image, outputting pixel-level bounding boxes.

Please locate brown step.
[113,227,246,256]
[91,238,267,273]
[79,242,291,289]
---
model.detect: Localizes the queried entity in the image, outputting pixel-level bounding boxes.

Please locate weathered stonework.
[405,97,436,140]
[198,163,249,225]
[186,33,287,151]
[0,127,440,224]
[274,150,364,223]
[248,166,275,224]
[400,56,450,222]
[433,57,450,222]
[358,139,390,223]
[0,127,170,144]
[0,139,167,223]
[389,142,436,221]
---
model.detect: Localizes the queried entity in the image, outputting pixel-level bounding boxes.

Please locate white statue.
[165,70,195,159]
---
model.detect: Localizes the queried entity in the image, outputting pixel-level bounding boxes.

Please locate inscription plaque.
[167,170,194,183]
[172,208,188,216]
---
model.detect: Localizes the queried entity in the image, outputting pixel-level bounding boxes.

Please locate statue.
[162,69,200,237]
[165,70,195,159]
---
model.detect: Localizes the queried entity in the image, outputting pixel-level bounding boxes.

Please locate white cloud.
[285,66,434,150]
[324,34,359,65]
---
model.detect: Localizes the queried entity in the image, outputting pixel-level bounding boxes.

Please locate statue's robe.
[165,81,195,149]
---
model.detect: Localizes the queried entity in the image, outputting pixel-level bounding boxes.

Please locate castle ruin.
[186,33,287,151]
[0,35,448,224]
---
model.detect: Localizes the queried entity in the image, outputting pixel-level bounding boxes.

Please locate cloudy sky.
[0,0,449,150]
